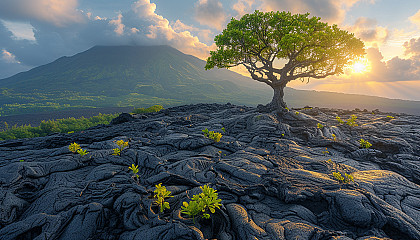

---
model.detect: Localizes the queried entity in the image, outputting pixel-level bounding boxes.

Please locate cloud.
[403,37,420,57]
[346,17,389,47]
[409,9,420,27]
[194,0,227,30]
[347,46,420,82]
[0,0,84,27]
[172,20,199,32]
[1,49,20,63]
[1,20,36,41]
[0,48,30,78]
[109,13,125,36]
[232,0,255,17]
[172,20,214,42]
[259,0,363,24]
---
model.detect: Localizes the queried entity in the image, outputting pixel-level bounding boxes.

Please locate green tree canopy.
[205,10,365,110]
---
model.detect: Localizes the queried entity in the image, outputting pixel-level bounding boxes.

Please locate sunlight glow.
[351,58,371,74]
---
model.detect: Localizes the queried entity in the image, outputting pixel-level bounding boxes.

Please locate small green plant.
[345,173,354,183]
[19,159,24,162]
[332,172,354,183]
[69,142,81,153]
[113,140,129,155]
[317,123,324,129]
[346,114,358,127]
[128,164,139,182]
[181,185,222,223]
[359,138,372,149]
[336,116,345,124]
[154,183,173,213]
[202,128,222,142]
[221,127,226,133]
[331,134,336,141]
[386,115,394,119]
[285,107,289,111]
[77,149,88,156]
[322,148,330,155]
[332,172,344,182]
[67,131,74,134]
[295,112,299,115]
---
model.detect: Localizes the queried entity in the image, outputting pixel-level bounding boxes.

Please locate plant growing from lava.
[154,183,173,213]
[69,142,89,156]
[113,140,129,156]
[77,149,88,156]
[202,128,223,142]
[205,10,365,111]
[332,171,354,183]
[181,185,222,223]
[69,142,81,153]
[128,164,139,183]
[317,123,324,129]
[346,115,358,127]
[359,138,372,149]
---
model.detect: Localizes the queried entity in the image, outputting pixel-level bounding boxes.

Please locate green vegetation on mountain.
[0,113,118,140]
[131,105,164,114]
[0,45,269,116]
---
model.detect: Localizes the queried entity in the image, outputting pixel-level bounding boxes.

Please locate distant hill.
[0,45,271,116]
[0,45,419,116]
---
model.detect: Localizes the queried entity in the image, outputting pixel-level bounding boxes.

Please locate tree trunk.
[267,85,287,111]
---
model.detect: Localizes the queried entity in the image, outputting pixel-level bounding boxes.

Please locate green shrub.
[336,116,345,124]
[386,115,394,119]
[128,164,139,182]
[181,185,222,223]
[202,128,222,142]
[69,142,81,153]
[131,105,164,114]
[317,123,324,129]
[336,115,358,127]
[154,183,173,213]
[77,149,88,156]
[359,138,372,149]
[332,171,354,183]
[331,133,336,141]
[0,113,118,141]
[113,140,129,156]
[346,114,358,127]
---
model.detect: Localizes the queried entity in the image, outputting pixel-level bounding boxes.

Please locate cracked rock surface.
[0,103,419,240]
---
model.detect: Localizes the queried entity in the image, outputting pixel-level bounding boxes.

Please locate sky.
[1,0,420,101]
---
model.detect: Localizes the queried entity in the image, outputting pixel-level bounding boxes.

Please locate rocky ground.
[0,103,418,240]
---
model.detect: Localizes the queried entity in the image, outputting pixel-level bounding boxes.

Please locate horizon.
[1,0,420,101]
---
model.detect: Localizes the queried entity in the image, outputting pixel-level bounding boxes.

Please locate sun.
[351,58,371,74]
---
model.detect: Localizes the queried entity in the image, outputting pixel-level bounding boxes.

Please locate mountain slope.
[0,45,272,115]
[0,45,268,97]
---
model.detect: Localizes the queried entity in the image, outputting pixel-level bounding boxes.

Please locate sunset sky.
[1,0,420,101]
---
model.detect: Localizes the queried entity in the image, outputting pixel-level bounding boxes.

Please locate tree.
[205,10,365,111]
